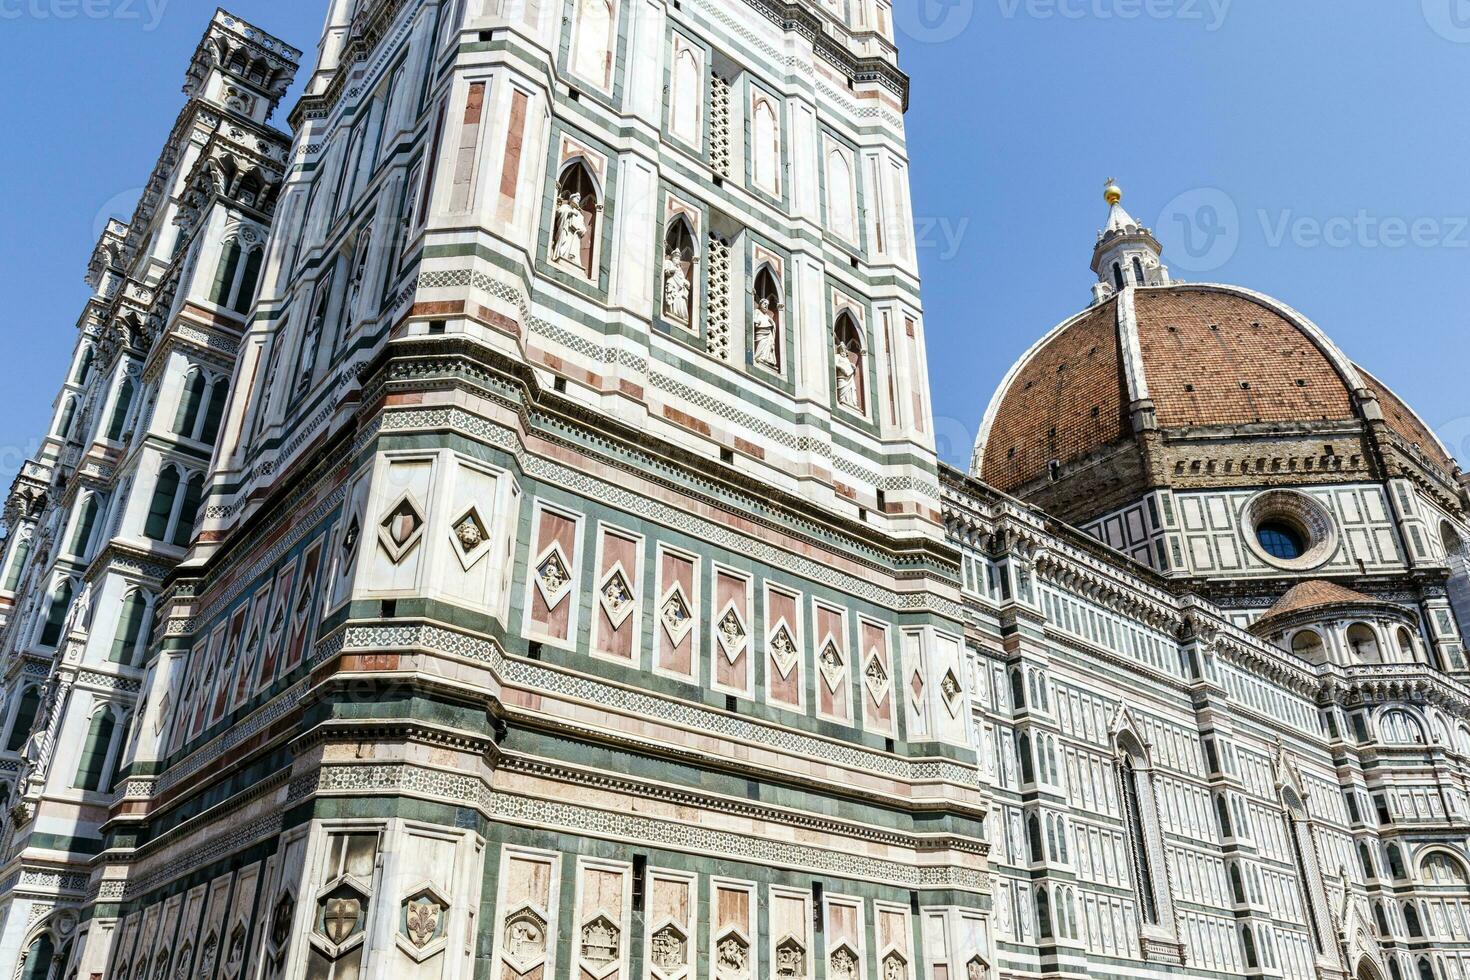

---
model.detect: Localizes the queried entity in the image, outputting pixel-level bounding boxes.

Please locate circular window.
[1257,521,1306,561]
[1242,490,1339,571]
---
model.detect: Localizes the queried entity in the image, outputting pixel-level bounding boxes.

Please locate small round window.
[1242,490,1339,571]
[1257,521,1306,561]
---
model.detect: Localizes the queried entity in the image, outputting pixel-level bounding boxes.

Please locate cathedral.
[0,5,1466,980]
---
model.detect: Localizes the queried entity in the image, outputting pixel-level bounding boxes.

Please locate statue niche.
[552,161,602,280]
[662,217,696,326]
[752,267,783,372]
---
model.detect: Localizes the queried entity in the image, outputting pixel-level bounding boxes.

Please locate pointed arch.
[752,265,783,372]
[826,146,857,242]
[661,215,696,325]
[570,0,618,90]
[1108,711,1176,946]
[751,95,781,195]
[833,310,867,414]
[5,685,42,752]
[552,159,601,279]
[67,492,102,559]
[39,576,75,648]
[111,590,153,666]
[1280,783,1331,956]
[75,703,119,792]
[106,374,137,442]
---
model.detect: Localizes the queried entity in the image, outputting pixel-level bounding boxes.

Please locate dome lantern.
[1091,179,1169,303]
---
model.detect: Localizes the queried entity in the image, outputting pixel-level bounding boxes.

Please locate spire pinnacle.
[1089,179,1169,303]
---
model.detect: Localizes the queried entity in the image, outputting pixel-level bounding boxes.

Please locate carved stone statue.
[834,340,860,409]
[663,249,692,322]
[753,298,780,369]
[553,193,589,267]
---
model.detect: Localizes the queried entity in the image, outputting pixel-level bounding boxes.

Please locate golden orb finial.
[1104,178,1123,206]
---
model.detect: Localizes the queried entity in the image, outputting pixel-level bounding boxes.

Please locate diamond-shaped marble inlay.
[661,590,693,643]
[864,654,889,702]
[910,670,925,701]
[378,495,425,562]
[819,641,845,691]
[600,571,635,626]
[941,669,961,703]
[537,552,571,594]
[769,625,799,678]
[716,607,746,661]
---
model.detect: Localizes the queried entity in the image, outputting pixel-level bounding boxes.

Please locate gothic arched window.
[1281,787,1328,955]
[18,933,54,980]
[106,375,137,442]
[145,465,205,548]
[5,685,41,752]
[68,494,102,560]
[55,396,78,440]
[1112,262,1124,291]
[752,97,781,195]
[662,217,696,325]
[1132,256,1146,286]
[73,346,94,386]
[38,578,75,648]
[111,591,153,666]
[552,161,600,280]
[1113,728,1173,935]
[833,312,867,415]
[296,274,335,392]
[74,706,118,792]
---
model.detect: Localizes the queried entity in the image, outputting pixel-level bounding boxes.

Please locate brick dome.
[973,283,1454,495]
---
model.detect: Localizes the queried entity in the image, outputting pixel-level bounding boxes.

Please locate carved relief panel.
[813,601,852,725]
[823,897,865,980]
[768,888,812,980]
[654,546,700,682]
[493,848,560,980]
[573,861,630,980]
[524,502,583,648]
[711,567,752,700]
[591,525,644,665]
[764,584,805,712]
[644,871,695,980]
[858,619,895,737]
[709,880,754,980]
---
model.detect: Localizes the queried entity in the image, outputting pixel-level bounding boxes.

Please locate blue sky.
[1,0,1468,482]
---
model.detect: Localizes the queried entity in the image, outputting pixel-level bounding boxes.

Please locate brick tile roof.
[1258,579,1385,626]
[1134,288,1354,428]
[1357,366,1457,475]
[982,299,1128,492]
